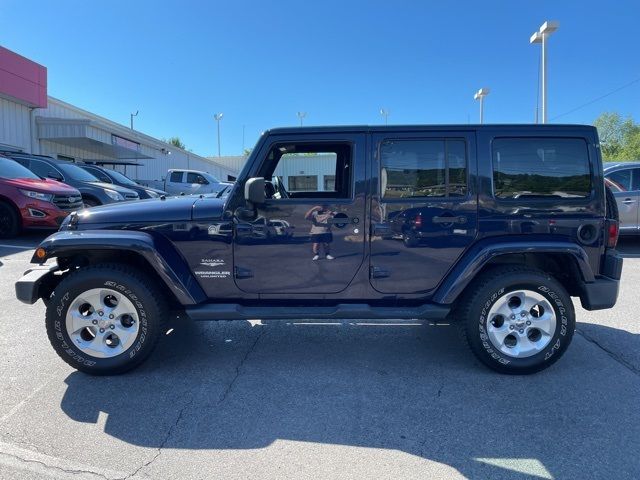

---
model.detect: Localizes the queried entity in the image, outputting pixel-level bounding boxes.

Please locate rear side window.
[492,138,591,199]
[380,139,467,198]
[169,171,183,183]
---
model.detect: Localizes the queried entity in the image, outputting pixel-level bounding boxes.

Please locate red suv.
[0,156,83,238]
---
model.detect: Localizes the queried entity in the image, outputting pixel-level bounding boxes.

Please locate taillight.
[607,220,619,248]
[414,214,423,228]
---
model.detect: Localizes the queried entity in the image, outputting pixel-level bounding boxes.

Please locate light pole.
[130,110,138,130]
[530,21,559,124]
[473,88,490,124]
[297,111,307,126]
[214,113,223,157]
[380,108,389,125]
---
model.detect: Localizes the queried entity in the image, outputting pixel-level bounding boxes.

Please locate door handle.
[623,198,636,205]
[432,215,467,225]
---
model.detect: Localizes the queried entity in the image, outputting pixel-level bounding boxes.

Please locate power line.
[551,76,640,121]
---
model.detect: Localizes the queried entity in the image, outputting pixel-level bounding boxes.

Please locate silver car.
[604,162,640,234]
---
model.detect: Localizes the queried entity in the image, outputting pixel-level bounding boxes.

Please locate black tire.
[458,265,575,374]
[605,184,619,221]
[0,200,20,239]
[82,197,100,208]
[45,264,167,375]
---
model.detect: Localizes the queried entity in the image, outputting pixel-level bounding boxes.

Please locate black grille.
[124,193,139,200]
[53,194,84,211]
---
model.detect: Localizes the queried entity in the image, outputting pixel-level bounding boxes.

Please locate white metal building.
[0,46,239,187]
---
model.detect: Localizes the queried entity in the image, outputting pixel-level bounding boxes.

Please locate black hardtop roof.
[265,124,597,135]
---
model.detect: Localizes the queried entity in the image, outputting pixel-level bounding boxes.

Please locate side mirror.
[47,172,63,181]
[244,177,265,205]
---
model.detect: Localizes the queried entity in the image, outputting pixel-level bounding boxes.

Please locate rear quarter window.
[492,137,592,200]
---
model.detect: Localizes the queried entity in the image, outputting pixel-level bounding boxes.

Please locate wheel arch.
[32,230,206,307]
[433,241,594,305]
[0,194,23,228]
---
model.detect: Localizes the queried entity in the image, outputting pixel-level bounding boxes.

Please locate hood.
[76,180,138,196]
[76,195,225,224]
[1,177,80,195]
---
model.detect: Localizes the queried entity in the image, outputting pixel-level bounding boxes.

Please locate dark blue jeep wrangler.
[16,125,622,375]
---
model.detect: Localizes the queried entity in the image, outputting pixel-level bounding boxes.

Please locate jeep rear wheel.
[45,264,167,375]
[459,266,575,374]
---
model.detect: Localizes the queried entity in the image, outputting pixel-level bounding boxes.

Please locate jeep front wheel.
[45,264,167,375]
[459,266,575,374]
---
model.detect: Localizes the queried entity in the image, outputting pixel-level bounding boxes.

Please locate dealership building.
[0,46,241,186]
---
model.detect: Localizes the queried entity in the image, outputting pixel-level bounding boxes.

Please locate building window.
[57,154,75,162]
[492,138,591,199]
[380,139,467,198]
[323,175,336,191]
[288,175,318,192]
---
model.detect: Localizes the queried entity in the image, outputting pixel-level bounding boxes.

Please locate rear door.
[369,130,478,294]
[606,167,639,232]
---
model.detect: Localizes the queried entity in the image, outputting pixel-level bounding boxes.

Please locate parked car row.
[0,152,172,238]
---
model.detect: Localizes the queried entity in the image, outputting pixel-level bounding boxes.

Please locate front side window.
[187,172,208,184]
[380,139,467,198]
[83,167,111,183]
[261,143,352,199]
[492,138,591,199]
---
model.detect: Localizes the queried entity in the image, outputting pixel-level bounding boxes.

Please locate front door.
[233,133,367,294]
[369,131,478,294]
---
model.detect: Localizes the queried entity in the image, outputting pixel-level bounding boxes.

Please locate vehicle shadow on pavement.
[59,319,640,479]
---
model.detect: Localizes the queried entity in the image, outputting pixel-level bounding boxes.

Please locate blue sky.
[1,0,639,156]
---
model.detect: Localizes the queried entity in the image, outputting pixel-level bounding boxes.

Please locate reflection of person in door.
[305,205,336,261]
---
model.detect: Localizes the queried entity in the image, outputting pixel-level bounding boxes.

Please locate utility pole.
[530,21,559,124]
[473,88,490,124]
[130,110,138,130]
[297,111,307,126]
[380,108,389,125]
[214,113,223,157]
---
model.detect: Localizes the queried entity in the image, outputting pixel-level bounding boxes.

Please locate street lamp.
[530,20,559,124]
[130,110,138,130]
[380,108,389,125]
[297,111,307,126]
[214,113,223,157]
[473,88,490,124]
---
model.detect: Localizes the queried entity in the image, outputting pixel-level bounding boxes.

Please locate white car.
[164,169,233,196]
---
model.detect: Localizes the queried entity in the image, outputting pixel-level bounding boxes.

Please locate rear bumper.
[580,250,623,310]
[15,265,58,304]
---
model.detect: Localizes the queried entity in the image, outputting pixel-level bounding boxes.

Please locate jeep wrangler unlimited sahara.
[15,125,622,375]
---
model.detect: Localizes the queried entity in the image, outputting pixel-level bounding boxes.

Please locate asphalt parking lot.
[0,234,639,480]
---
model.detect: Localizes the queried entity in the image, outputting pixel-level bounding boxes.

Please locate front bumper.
[15,265,59,304]
[580,250,623,310]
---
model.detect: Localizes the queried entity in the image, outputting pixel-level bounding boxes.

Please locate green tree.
[594,112,640,161]
[164,136,186,150]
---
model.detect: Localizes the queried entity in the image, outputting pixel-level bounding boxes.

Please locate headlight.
[19,189,53,202]
[105,189,124,201]
[145,190,160,198]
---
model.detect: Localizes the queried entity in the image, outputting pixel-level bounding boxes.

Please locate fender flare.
[33,230,206,305]
[432,240,594,305]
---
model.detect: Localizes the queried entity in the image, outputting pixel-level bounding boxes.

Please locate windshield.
[57,163,101,182]
[0,158,41,180]
[105,168,138,186]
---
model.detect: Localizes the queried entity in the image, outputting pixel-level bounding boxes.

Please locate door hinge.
[234,266,253,279]
[370,265,391,279]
